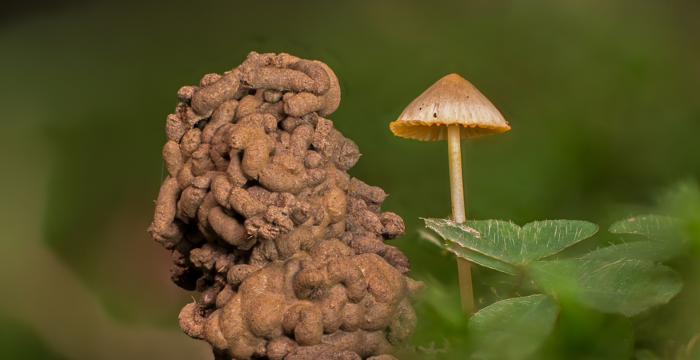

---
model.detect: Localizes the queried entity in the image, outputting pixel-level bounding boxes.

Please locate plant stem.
[447,125,475,313]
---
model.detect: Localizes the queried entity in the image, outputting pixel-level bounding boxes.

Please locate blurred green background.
[1,0,699,359]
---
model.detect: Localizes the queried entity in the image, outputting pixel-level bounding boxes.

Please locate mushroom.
[389,73,510,312]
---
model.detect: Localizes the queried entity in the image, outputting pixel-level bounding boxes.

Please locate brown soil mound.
[149,52,425,360]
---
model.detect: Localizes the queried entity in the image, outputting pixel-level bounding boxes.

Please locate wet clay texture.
[149,52,425,360]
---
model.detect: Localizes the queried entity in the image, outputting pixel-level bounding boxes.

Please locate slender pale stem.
[447,125,475,313]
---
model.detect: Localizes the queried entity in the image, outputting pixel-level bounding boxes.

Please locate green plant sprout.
[423,215,686,359]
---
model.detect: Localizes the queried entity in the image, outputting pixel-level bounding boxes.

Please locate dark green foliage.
[582,241,682,262]
[468,295,559,360]
[529,259,682,316]
[423,214,688,359]
[538,302,635,360]
[609,215,681,239]
[424,219,598,270]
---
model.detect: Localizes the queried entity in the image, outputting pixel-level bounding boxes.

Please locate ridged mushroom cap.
[389,73,510,141]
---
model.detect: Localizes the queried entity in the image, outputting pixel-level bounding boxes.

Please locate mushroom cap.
[390,73,510,141]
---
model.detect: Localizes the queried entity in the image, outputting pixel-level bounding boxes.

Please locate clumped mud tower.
[149,52,425,360]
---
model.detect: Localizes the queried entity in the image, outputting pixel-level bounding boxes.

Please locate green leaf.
[445,243,519,275]
[423,218,598,266]
[529,259,683,317]
[609,215,681,240]
[581,215,685,264]
[418,228,518,274]
[582,240,683,262]
[469,295,560,360]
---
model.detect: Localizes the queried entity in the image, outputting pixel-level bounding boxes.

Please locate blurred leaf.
[656,181,700,251]
[609,215,682,240]
[529,259,683,316]
[594,215,686,263]
[582,240,683,262]
[0,317,68,360]
[469,294,559,360]
[634,349,662,360]
[534,301,634,360]
[423,218,598,268]
[418,275,468,329]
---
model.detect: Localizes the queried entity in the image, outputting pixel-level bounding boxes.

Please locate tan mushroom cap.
[390,73,510,141]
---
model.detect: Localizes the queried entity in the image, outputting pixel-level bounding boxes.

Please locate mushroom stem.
[447,125,475,313]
